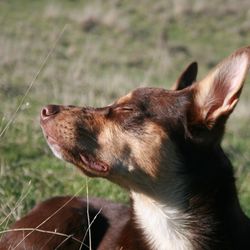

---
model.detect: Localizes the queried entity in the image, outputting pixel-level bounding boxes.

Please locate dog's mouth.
[79,154,109,173]
[42,128,110,177]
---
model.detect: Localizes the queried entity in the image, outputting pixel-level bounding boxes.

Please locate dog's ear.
[172,62,198,90]
[191,47,250,129]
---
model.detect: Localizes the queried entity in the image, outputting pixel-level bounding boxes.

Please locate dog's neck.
[121,145,250,250]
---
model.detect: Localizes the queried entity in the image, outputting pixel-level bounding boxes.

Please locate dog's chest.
[132,193,193,250]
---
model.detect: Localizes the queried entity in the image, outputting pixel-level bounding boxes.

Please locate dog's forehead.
[116,87,167,105]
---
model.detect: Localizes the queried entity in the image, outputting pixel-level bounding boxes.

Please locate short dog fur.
[1,47,250,250]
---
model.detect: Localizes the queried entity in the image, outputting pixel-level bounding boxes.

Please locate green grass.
[1,0,250,230]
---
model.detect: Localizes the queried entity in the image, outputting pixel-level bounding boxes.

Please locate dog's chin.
[45,136,110,177]
[46,137,64,160]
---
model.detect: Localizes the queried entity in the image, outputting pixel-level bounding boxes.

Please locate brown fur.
[0,197,129,250]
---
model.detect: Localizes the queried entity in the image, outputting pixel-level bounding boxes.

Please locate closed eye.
[114,106,134,112]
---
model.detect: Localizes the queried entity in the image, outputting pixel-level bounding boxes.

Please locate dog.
[1,47,250,250]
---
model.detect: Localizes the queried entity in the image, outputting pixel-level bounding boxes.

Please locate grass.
[0,0,250,231]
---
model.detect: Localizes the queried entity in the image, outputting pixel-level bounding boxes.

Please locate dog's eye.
[114,106,134,112]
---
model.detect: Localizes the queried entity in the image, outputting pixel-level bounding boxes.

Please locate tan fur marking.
[97,121,167,178]
[115,92,133,105]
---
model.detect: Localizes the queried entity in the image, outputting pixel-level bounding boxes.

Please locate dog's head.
[40,47,250,195]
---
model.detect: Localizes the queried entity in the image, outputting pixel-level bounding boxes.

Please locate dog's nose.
[41,105,60,121]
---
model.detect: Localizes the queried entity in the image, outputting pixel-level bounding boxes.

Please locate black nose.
[40,105,60,121]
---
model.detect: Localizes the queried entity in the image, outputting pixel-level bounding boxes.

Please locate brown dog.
[1,47,250,249]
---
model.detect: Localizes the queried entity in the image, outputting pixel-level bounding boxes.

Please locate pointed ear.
[172,62,198,90]
[192,47,250,128]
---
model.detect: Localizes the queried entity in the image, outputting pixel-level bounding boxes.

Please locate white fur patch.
[47,142,63,160]
[132,193,193,250]
[128,164,135,172]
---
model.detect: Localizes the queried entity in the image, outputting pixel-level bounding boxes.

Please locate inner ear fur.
[191,46,250,128]
[172,62,198,90]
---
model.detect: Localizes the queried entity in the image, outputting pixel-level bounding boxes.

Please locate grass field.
[1,0,250,232]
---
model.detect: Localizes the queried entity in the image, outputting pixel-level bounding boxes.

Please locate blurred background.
[1,0,250,231]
